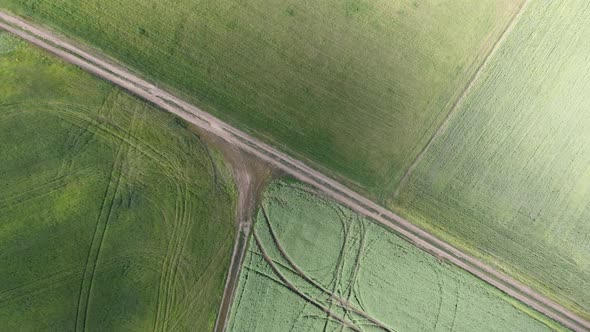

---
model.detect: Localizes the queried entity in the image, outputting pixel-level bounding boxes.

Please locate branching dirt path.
[204,132,274,332]
[1,10,588,331]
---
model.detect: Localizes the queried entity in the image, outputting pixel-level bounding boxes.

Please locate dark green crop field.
[0,0,522,198]
[393,0,590,320]
[0,32,235,330]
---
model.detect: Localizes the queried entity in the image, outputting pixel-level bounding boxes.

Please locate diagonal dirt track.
[0,10,588,331]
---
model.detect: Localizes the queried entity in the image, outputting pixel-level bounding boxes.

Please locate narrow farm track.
[1,11,588,331]
[213,230,245,332]
[213,155,257,332]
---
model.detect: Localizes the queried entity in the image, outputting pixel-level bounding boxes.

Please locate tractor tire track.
[74,107,137,332]
[0,269,83,309]
[162,187,187,330]
[57,89,117,177]
[323,206,351,332]
[450,284,461,332]
[163,182,192,330]
[342,219,371,328]
[165,243,234,331]
[0,166,95,209]
[260,207,393,332]
[252,228,361,332]
[154,186,184,332]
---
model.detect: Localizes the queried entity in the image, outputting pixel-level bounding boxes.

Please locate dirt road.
[207,134,273,332]
[1,11,588,331]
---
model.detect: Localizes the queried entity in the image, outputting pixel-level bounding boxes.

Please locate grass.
[0,0,523,198]
[0,32,236,331]
[393,0,590,320]
[227,180,563,331]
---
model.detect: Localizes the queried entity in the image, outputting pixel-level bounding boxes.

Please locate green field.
[228,180,562,331]
[3,0,590,328]
[0,0,522,197]
[393,0,590,319]
[0,32,236,330]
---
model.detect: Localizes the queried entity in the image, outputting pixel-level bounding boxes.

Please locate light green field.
[393,0,590,320]
[0,32,235,331]
[228,180,562,331]
[0,0,522,197]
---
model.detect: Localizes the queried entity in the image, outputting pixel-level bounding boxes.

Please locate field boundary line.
[392,0,533,198]
[1,10,588,331]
